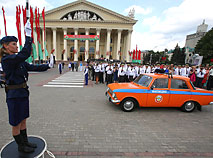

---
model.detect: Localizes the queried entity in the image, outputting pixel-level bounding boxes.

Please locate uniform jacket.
[1,37,49,99]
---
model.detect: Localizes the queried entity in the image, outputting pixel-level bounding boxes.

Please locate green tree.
[171,44,185,65]
[195,28,213,64]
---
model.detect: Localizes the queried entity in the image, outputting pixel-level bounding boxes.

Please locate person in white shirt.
[207,66,213,90]
[196,66,206,88]
[180,65,187,77]
[118,64,126,82]
[99,63,105,84]
[94,63,100,84]
[134,64,139,79]
[84,65,89,85]
[106,63,113,85]
[174,65,181,75]
[186,64,191,77]
[128,65,135,82]
[138,65,144,75]
[146,65,151,73]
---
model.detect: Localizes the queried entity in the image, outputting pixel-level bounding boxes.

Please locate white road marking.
[43,85,84,88]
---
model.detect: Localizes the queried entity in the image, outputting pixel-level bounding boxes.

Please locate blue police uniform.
[84,67,88,85]
[1,36,50,126]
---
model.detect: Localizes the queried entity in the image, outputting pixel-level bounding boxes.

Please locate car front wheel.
[181,101,196,112]
[121,98,136,112]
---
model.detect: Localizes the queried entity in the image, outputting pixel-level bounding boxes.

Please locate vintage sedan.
[106,73,213,112]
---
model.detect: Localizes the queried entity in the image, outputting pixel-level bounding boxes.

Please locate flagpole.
[26,0,29,20]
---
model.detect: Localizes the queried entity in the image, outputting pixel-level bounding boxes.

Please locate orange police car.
[106,73,213,112]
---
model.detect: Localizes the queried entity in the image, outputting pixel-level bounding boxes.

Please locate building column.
[74,28,78,61]
[85,28,89,61]
[52,27,57,61]
[126,30,132,62]
[95,29,100,59]
[106,29,111,59]
[63,28,68,61]
[116,29,122,60]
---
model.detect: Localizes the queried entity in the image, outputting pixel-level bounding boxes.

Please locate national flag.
[35,7,43,60]
[138,50,141,60]
[22,5,32,63]
[42,7,48,57]
[16,6,22,48]
[136,45,138,60]
[30,6,37,59]
[133,49,136,60]
[2,7,7,36]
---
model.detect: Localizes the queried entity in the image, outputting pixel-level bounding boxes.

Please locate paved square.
[1,67,213,158]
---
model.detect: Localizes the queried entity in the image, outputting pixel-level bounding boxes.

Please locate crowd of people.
[83,62,213,90]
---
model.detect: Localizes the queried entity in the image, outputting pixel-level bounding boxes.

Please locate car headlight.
[112,93,117,99]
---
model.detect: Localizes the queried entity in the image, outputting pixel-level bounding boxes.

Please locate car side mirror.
[150,85,155,90]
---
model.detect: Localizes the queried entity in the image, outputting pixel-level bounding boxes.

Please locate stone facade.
[36,0,137,62]
[185,20,208,64]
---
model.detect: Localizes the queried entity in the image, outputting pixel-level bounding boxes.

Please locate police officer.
[118,64,126,82]
[106,63,113,85]
[0,21,50,153]
[84,64,89,85]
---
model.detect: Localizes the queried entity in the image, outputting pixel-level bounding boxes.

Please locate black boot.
[20,129,37,148]
[13,134,34,153]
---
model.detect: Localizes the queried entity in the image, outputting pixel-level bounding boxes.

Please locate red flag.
[138,50,141,60]
[50,49,55,54]
[162,57,166,61]
[22,6,27,36]
[16,6,22,46]
[133,50,136,60]
[136,45,138,60]
[35,7,39,42]
[37,8,41,43]
[30,6,34,42]
[2,7,7,36]
[42,8,45,41]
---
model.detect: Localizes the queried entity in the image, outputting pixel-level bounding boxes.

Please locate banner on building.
[64,35,99,41]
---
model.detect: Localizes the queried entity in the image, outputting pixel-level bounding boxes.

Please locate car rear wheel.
[121,98,136,112]
[181,101,196,112]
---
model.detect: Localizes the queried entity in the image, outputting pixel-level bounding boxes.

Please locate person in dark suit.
[0,21,50,153]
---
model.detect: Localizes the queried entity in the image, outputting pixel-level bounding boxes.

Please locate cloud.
[148,0,213,34]
[132,0,213,51]
[125,5,152,15]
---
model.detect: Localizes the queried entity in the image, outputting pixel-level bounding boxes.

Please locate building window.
[70,47,74,52]
[89,47,95,53]
[80,47,85,52]
[110,47,112,52]
[110,38,112,43]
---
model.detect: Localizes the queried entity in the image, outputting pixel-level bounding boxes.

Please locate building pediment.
[45,0,137,24]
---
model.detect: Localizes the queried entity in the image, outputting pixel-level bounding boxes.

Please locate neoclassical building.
[37,0,137,62]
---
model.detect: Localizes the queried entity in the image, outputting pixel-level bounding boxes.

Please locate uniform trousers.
[106,74,113,84]
[119,76,125,82]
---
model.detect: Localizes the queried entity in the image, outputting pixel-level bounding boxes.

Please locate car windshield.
[134,75,153,87]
